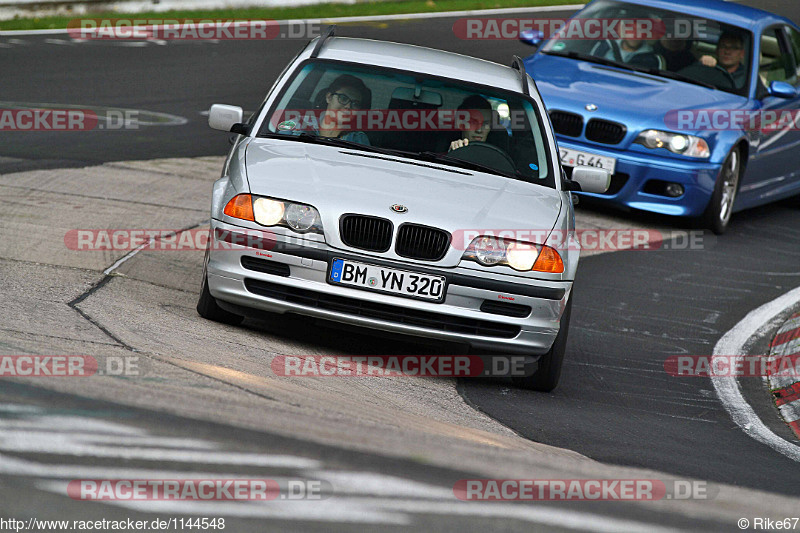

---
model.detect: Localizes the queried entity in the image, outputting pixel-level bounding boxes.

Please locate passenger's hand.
[700,55,717,68]
[449,139,469,151]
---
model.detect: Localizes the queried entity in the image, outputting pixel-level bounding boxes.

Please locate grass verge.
[0,0,583,31]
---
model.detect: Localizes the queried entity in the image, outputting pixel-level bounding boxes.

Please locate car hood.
[244,139,562,258]
[528,54,749,136]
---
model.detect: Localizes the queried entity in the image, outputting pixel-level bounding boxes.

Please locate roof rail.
[511,55,530,96]
[311,25,336,58]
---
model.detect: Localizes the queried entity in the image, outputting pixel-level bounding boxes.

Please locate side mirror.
[519,29,545,48]
[208,104,245,132]
[570,166,611,194]
[768,81,797,99]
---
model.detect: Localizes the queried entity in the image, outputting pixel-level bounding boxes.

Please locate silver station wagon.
[197,28,608,391]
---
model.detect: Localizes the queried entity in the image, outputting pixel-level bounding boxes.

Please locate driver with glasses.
[317,74,372,145]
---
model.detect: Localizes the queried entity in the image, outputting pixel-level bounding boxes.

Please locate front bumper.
[206,220,572,355]
[560,139,722,217]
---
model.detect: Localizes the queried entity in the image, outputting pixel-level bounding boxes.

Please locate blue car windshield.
[257,60,555,188]
[541,0,753,96]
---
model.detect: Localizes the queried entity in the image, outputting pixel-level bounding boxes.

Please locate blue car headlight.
[635,130,711,159]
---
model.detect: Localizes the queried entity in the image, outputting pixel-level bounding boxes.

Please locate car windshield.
[257,60,554,188]
[540,0,753,96]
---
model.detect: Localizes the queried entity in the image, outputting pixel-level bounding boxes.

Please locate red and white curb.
[769,313,800,438]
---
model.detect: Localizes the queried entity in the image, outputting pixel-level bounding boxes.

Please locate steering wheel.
[678,63,736,91]
[449,141,517,174]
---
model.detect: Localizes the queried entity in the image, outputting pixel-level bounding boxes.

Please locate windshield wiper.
[263,132,528,179]
[416,151,527,181]
[636,68,716,90]
[543,49,717,90]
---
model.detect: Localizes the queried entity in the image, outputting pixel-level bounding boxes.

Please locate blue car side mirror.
[519,29,545,48]
[768,81,797,99]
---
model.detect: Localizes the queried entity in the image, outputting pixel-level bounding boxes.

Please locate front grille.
[395,224,450,261]
[339,214,393,252]
[549,110,584,137]
[244,278,521,339]
[585,119,626,144]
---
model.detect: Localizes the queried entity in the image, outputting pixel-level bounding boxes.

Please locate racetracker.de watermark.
[64,228,709,253]
[67,19,322,40]
[0,355,140,377]
[451,229,707,252]
[272,109,510,132]
[64,228,273,251]
[452,17,710,40]
[453,479,712,500]
[68,479,331,500]
[665,355,800,377]
[0,108,139,131]
[271,355,534,378]
[666,109,800,132]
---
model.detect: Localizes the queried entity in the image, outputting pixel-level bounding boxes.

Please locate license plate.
[559,147,616,174]
[329,258,446,302]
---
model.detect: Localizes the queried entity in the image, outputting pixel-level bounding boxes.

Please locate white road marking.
[0,412,319,469]
[0,436,319,468]
[309,471,452,499]
[0,430,217,449]
[2,409,683,531]
[711,285,800,462]
[43,38,73,45]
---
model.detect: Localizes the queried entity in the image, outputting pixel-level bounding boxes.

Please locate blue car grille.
[549,110,583,137]
[585,119,626,145]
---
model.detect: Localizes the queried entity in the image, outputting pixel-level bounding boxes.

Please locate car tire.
[511,296,572,392]
[196,247,244,326]
[700,147,742,235]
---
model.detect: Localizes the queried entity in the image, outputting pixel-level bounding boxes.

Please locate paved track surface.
[1,2,800,530]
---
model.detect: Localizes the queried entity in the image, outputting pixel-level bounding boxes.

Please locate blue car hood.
[527,54,749,136]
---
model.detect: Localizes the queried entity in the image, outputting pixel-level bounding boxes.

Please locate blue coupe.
[522,0,800,233]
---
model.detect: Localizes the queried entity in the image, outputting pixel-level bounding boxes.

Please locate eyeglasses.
[330,92,363,109]
[719,44,743,51]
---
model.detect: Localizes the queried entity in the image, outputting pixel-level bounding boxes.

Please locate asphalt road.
[462,198,800,494]
[0,9,577,173]
[1,0,800,528]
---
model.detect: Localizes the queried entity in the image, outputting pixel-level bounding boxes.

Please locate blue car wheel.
[701,148,742,235]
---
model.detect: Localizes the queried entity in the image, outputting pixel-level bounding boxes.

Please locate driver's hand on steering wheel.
[449,139,469,151]
[700,55,717,68]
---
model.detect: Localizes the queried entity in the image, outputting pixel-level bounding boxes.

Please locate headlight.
[224,194,323,234]
[463,236,564,273]
[635,130,710,158]
[506,242,538,271]
[252,198,284,226]
[284,203,318,232]
[472,236,506,265]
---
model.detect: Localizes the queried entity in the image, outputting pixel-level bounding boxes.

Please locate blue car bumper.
[560,139,722,218]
